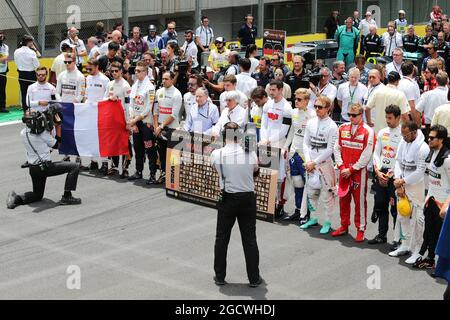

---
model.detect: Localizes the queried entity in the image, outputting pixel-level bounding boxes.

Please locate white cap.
[399,10,406,14]
[365,11,372,16]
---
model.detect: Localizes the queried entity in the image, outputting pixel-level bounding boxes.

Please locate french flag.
[59,101,129,157]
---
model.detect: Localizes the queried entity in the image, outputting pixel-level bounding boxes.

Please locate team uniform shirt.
[382,32,403,56]
[154,85,182,128]
[21,128,57,164]
[236,72,258,99]
[184,102,220,133]
[335,122,376,172]
[195,26,214,48]
[303,117,338,164]
[285,107,316,158]
[416,86,449,124]
[181,40,199,69]
[219,90,248,112]
[0,43,9,73]
[85,72,109,103]
[308,82,338,112]
[363,34,383,55]
[260,98,293,148]
[129,77,155,124]
[426,151,450,203]
[143,35,162,55]
[55,69,86,103]
[431,104,450,136]
[252,70,274,88]
[14,46,39,71]
[26,82,57,112]
[209,105,248,136]
[373,126,402,172]
[366,84,410,134]
[402,35,421,53]
[51,53,67,79]
[337,82,368,121]
[394,131,430,204]
[104,78,132,120]
[60,38,86,65]
[182,92,196,120]
[208,48,230,71]
[386,61,403,77]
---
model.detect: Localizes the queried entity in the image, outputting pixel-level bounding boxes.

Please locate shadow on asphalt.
[28,198,60,213]
[218,279,268,300]
[79,171,165,190]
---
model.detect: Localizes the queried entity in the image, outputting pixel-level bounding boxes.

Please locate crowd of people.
[1,6,450,299]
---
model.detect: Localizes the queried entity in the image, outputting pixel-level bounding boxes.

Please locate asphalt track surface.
[0,122,446,300]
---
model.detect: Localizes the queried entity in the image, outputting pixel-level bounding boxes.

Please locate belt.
[224,191,255,197]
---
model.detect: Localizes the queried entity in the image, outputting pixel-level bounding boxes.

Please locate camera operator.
[126,26,149,77]
[7,107,81,209]
[26,67,57,113]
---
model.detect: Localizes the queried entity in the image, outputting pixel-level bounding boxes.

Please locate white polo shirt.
[236,72,258,98]
[417,86,449,124]
[337,82,368,121]
[398,76,420,102]
[14,46,39,71]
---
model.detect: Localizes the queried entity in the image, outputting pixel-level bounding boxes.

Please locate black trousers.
[112,140,133,169]
[214,192,260,283]
[157,136,168,173]
[419,197,444,259]
[445,283,450,301]
[373,176,397,238]
[0,72,7,109]
[132,121,157,175]
[18,161,80,205]
[18,70,36,113]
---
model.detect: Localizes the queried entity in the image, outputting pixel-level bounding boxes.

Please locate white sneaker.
[405,253,422,264]
[388,246,410,257]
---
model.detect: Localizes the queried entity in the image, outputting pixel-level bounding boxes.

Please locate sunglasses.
[271,58,279,61]
[86,68,93,72]
[296,98,305,102]
[314,105,326,110]
[348,113,362,118]
[111,69,120,73]
[64,61,74,64]
[428,136,438,141]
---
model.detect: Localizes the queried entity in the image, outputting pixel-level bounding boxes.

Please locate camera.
[304,72,322,87]
[175,59,190,75]
[22,103,62,134]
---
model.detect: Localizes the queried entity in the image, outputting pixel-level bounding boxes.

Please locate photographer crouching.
[6,104,81,209]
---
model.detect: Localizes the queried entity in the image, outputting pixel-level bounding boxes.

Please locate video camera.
[175,59,190,75]
[22,103,63,135]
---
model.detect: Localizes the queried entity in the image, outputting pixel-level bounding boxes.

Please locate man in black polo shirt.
[402,25,420,53]
[251,57,274,88]
[363,26,383,58]
[238,14,257,49]
[285,55,309,104]
[98,42,124,80]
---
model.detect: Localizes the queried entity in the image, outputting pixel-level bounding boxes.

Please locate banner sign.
[263,29,286,57]
[165,129,280,223]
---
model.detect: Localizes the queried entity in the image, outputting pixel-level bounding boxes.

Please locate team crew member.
[14,35,41,113]
[382,21,403,57]
[104,61,133,178]
[300,96,338,232]
[218,75,248,112]
[195,16,214,53]
[26,67,57,112]
[0,30,9,113]
[308,67,337,111]
[210,122,261,288]
[208,37,230,72]
[128,61,158,184]
[402,25,420,53]
[7,111,81,209]
[181,30,199,70]
[85,59,109,103]
[416,72,449,140]
[285,56,310,104]
[359,12,378,55]
[397,61,421,125]
[283,89,316,222]
[333,103,376,242]
[259,80,293,218]
[250,87,270,141]
[238,14,257,48]
[368,105,402,245]
[184,88,219,133]
[334,17,360,66]
[362,26,383,58]
[60,27,87,71]
[154,71,182,184]
[337,68,368,122]
[209,90,248,137]
[390,122,430,264]
[413,125,450,269]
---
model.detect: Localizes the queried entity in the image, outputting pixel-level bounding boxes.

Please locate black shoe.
[213,276,226,286]
[413,257,435,269]
[107,167,119,176]
[6,191,18,209]
[98,164,108,176]
[283,209,300,221]
[146,175,158,185]
[60,195,82,205]
[128,172,143,181]
[120,169,129,179]
[89,161,99,171]
[21,161,30,168]
[275,205,285,219]
[368,235,387,245]
[249,277,263,288]
[299,210,311,226]
[390,240,402,251]
[62,156,71,162]
[157,172,166,184]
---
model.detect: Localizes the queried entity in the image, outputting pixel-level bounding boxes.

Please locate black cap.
[61,43,72,52]
[388,71,401,82]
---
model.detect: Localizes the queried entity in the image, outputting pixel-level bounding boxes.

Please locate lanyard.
[366,83,380,101]
[198,103,210,119]
[319,83,329,95]
[348,84,357,103]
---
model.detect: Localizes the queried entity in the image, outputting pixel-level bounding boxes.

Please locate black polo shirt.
[252,70,274,88]
[285,69,310,101]
[402,35,420,53]
[238,24,257,47]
